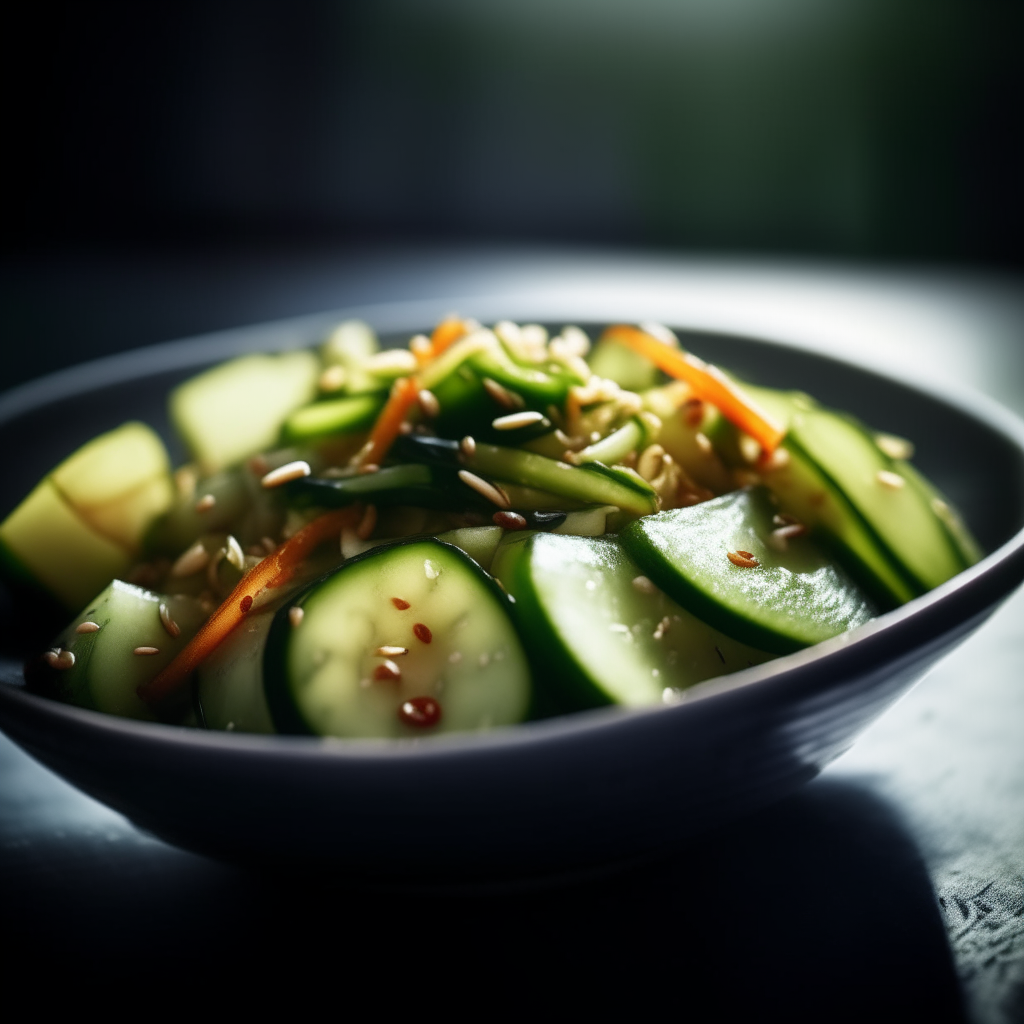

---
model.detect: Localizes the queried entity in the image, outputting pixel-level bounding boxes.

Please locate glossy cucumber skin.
[491,531,775,712]
[46,581,207,720]
[620,488,876,654]
[263,539,532,739]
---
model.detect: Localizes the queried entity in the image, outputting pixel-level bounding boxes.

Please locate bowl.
[2,311,1023,881]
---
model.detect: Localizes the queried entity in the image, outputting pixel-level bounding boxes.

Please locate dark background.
[5,0,1023,266]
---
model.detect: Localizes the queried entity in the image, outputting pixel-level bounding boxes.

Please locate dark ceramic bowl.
[2,309,1023,881]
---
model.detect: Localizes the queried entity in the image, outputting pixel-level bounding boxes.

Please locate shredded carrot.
[355,375,422,468]
[429,317,468,359]
[138,508,359,706]
[602,325,786,453]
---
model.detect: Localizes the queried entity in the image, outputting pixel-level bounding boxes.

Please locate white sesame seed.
[482,377,525,410]
[458,469,511,508]
[632,575,657,595]
[637,444,665,482]
[171,541,210,577]
[261,460,312,488]
[492,410,547,431]
[158,603,181,639]
[318,364,347,392]
[289,607,304,628]
[876,433,915,460]
[376,645,408,657]
[460,435,477,458]
[449,651,462,664]
[417,389,441,419]
[424,559,441,579]
[695,432,714,455]
[738,434,762,464]
[76,621,101,634]
[134,646,160,656]
[195,493,216,512]
[760,447,790,471]
[877,470,905,490]
[220,536,242,571]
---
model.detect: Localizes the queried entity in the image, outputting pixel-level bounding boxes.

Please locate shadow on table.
[3,775,963,1021]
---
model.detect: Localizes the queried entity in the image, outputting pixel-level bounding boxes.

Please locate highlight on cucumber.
[5,317,981,738]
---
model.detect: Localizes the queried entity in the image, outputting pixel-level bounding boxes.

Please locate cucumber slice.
[786,407,967,593]
[491,531,774,710]
[41,581,207,720]
[171,351,320,473]
[435,526,503,570]
[264,539,532,738]
[620,488,876,654]
[281,394,384,444]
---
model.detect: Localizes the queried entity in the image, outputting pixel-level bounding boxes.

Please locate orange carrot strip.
[138,508,358,705]
[355,375,421,468]
[603,325,786,453]
[429,317,468,358]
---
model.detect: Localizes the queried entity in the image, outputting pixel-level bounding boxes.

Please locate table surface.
[1,246,1021,1020]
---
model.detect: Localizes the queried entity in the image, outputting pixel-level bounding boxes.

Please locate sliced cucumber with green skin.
[620,488,876,654]
[38,581,207,720]
[287,464,492,514]
[264,539,532,738]
[281,393,384,444]
[490,531,775,711]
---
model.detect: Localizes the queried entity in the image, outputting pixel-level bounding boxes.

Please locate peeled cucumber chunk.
[171,351,320,473]
[491,531,774,711]
[0,480,130,609]
[46,581,207,720]
[264,540,532,738]
[620,488,876,654]
[0,421,175,607]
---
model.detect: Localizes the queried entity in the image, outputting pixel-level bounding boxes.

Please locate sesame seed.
[76,621,101,634]
[493,510,528,530]
[460,435,477,458]
[375,645,407,657]
[637,444,665,482]
[410,335,433,361]
[374,660,402,682]
[458,469,511,508]
[318,364,347,392]
[261,460,312,488]
[195,493,216,512]
[727,550,760,568]
[482,377,525,410]
[225,535,245,570]
[760,447,790,471]
[653,616,671,640]
[171,541,209,578]
[632,575,657,595]
[357,463,380,475]
[492,410,547,431]
[391,597,411,610]
[134,646,160,656]
[876,433,915,460]
[158,603,181,639]
[417,389,441,419]
[413,623,433,644]
[768,523,807,551]
[356,503,378,541]
[289,607,304,628]
[877,470,905,490]
[738,435,761,464]
[44,649,75,670]
[695,432,713,455]
[449,651,463,664]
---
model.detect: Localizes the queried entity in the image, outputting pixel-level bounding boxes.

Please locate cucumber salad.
[3,318,981,739]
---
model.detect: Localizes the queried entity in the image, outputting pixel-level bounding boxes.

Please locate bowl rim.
[2,302,1024,764]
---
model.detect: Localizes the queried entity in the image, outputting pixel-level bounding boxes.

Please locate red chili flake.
[239,595,254,613]
[374,660,401,682]
[492,511,528,530]
[412,622,433,644]
[398,696,442,728]
[683,398,705,427]
[391,597,411,610]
